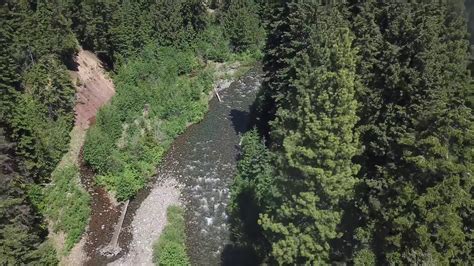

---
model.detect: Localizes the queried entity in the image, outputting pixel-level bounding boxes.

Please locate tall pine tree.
[255,1,303,139]
[259,3,360,264]
[221,0,265,52]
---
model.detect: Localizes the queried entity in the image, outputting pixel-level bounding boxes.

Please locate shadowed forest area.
[1,0,473,265]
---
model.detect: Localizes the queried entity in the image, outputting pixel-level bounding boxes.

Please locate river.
[82,66,262,265]
[175,66,261,265]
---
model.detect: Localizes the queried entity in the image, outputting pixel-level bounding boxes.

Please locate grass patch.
[41,165,91,252]
[153,206,189,266]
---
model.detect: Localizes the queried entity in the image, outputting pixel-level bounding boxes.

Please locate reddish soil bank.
[72,49,118,265]
[72,49,115,130]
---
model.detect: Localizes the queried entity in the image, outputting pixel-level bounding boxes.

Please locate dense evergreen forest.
[229,1,474,265]
[0,0,472,265]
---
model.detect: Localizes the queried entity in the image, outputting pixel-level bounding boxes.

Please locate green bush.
[353,248,376,266]
[83,125,116,174]
[153,206,189,266]
[43,166,91,251]
[157,242,189,266]
[194,25,231,62]
[97,166,145,201]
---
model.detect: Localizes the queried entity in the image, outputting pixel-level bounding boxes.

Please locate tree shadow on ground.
[221,244,259,266]
[229,109,250,135]
[221,188,265,266]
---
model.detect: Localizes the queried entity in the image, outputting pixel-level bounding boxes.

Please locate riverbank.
[110,179,181,265]
[110,62,246,265]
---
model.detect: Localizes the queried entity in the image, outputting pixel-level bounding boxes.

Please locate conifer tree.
[228,129,274,263]
[350,2,473,263]
[0,2,21,124]
[72,0,119,61]
[110,0,154,61]
[222,0,265,52]
[0,1,76,262]
[152,0,187,47]
[181,0,208,35]
[23,56,75,119]
[255,1,302,138]
[19,1,77,61]
[0,127,58,265]
[259,3,360,264]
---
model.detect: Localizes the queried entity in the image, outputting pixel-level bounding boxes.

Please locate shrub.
[97,166,145,201]
[194,25,231,62]
[83,125,115,174]
[153,206,189,266]
[157,242,189,266]
[353,249,376,266]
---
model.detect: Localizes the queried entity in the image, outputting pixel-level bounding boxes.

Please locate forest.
[0,0,473,265]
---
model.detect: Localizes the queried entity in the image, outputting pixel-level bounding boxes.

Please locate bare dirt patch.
[73,49,115,130]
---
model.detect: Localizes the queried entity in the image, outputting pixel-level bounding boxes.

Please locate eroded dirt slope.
[73,49,115,130]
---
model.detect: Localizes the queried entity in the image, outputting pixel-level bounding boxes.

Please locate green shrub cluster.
[84,46,213,200]
[153,206,189,266]
[194,24,232,62]
[41,166,91,252]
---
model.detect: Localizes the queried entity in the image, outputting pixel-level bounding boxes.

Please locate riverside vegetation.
[153,206,189,266]
[1,0,473,265]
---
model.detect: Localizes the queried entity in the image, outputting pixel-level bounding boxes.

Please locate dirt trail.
[55,49,115,265]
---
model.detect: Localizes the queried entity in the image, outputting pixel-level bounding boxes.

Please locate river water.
[87,66,263,265]
[175,67,261,265]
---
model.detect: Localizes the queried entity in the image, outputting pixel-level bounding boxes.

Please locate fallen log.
[214,87,223,102]
[102,199,129,257]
